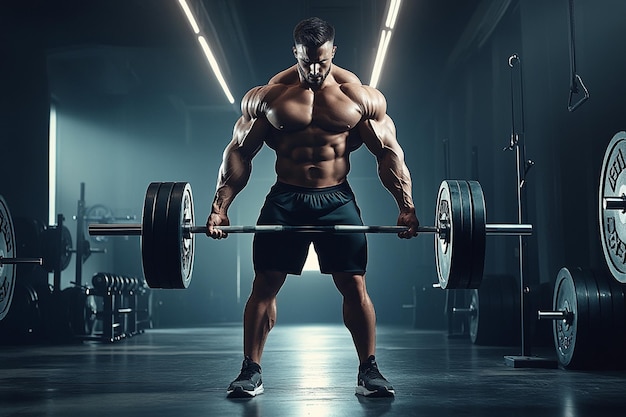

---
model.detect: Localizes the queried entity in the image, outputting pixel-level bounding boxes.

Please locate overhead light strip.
[198,36,235,104]
[178,0,200,34]
[370,0,402,88]
[385,0,402,29]
[177,0,234,104]
[48,104,57,226]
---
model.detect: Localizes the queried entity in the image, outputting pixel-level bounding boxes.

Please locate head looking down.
[292,17,337,87]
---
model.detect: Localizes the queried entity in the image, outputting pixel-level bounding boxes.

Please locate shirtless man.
[206,17,419,398]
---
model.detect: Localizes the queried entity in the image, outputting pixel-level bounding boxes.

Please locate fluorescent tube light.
[385,0,402,29]
[370,0,402,88]
[369,29,391,88]
[198,36,235,104]
[48,104,57,226]
[178,0,200,34]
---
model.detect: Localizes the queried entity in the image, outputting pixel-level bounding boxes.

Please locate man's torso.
[249,66,375,188]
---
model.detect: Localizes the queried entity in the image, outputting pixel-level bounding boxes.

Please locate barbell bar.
[87,180,533,291]
[88,223,532,237]
[0,257,43,265]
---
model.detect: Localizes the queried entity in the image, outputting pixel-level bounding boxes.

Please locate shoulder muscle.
[241,84,289,121]
[341,84,387,121]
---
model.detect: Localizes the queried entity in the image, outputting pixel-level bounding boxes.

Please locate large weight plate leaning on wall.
[599,131,626,283]
[0,196,16,322]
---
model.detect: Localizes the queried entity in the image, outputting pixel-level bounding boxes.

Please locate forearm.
[211,148,252,215]
[377,147,415,213]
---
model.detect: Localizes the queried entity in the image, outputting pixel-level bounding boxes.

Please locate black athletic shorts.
[253,181,367,275]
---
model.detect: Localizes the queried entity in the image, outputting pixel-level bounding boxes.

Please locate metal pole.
[88,223,534,236]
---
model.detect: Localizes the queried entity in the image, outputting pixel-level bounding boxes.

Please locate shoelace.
[362,365,385,381]
[236,364,260,381]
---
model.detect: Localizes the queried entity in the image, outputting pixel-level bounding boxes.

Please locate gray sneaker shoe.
[227,356,264,398]
[355,355,395,397]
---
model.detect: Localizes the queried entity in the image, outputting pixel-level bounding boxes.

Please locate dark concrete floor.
[1,324,626,417]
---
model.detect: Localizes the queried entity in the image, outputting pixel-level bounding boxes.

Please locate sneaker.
[227,356,264,398]
[355,355,395,397]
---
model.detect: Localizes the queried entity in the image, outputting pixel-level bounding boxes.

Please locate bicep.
[227,115,270,161]
[359,114,403,160]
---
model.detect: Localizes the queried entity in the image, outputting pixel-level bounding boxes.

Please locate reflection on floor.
[2,324,626,417]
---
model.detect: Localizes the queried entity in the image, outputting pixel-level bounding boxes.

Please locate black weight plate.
[0,281,44,344]
[436,180,472,289]
[59,226,73,271]
[470,282,495,344]
[591,269,616,365]
[152,182,176,288]
[455,181,474,289]
[466,181,486,289]
[470,275,519,346]
[41,225,73,273]
[599,131,626,283]
[578,269,602,368]
[470,274,500,344]
[468,288,480,343]
[605,275,626,367]
[0,195,16,322]
[13,217,46,277]
[164,182,194,289]
[553,267,594,369]
[141,182,165,289]
[553,268,577,368]
[435,180,454,288]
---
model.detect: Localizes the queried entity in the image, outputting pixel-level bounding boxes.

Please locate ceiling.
[3,0,494,113]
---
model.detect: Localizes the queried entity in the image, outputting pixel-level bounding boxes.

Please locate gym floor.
[1,324,625,417]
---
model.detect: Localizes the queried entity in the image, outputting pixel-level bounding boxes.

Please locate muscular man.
[207,17,419,398]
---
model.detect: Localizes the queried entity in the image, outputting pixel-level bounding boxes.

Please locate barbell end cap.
[603,195,626,212]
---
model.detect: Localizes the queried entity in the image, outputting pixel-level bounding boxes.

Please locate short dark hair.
[293,17,335,48]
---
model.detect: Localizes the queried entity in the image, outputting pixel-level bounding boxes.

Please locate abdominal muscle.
[269,127,354,188]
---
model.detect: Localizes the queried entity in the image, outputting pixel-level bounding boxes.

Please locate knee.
[334,274,368,301]
[250,271,286,301]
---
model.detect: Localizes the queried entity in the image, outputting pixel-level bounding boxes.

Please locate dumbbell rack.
[47,184,144,344]
[86,273,151,343]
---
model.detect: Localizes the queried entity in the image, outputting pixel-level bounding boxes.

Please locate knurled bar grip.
[88,223,532,236]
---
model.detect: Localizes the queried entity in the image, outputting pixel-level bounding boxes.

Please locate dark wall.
[1,13,49,221]
[389,0,626,291]
[518,0,626,282]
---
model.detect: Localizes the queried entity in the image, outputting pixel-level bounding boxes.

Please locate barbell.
[87,180,532,290]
